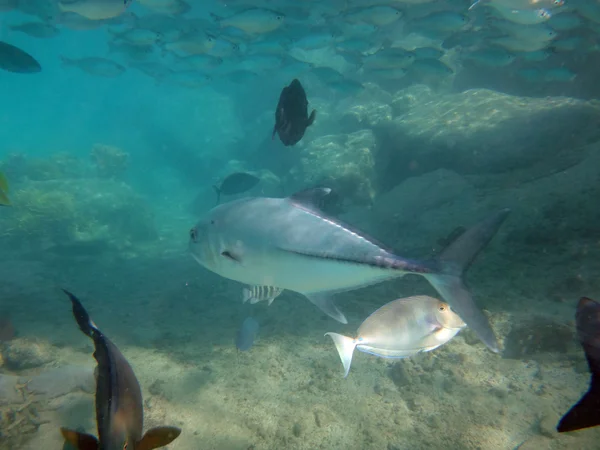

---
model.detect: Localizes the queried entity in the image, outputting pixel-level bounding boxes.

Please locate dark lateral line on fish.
[280,248,435,274]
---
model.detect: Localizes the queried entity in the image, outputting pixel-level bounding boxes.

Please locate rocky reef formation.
[0,148,156,258]
[283,84,600,208]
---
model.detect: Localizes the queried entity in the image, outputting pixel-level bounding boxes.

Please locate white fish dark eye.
[277,15,282,20]
[189,227,198,241]
[438,305,447,312]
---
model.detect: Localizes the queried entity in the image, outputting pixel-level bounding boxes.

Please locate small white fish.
[342,6,403,27]
[242,285,283,305]
[61,56,125,77]
[211,8,285,34]
[58,0,132,20]
[326,296,465,377]
[489,5,552,25]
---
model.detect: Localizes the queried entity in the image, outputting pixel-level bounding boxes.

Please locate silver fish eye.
[438,304,447,312]
[277,15,282,20]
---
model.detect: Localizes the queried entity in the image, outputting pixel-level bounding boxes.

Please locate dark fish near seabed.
[557,297,600,433]
[272,78,316,146]
[235,317,259,351]
[60,290,181,450]
[213,172,260,205]
[189,187,510,352]
[0,41,41,73]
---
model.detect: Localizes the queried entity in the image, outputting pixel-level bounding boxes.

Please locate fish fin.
[250,297,260,305]
[0,190,11,206]
[242,287,252,303]
[221,250,242,263]
[60,428,99,450]
[209,12,222,24]
[468,0,482,10]
[268,289,283,306]
[425,209,510,353]
[307,109,316,127]
[557,297,600,432]
[324,332,356,377]
[288,187,331,209]
[212,185,221,205]
[305,293,347,324]
[557,372,600,432]
[0,171,9,193]
[136,426,182,450]
[59,55,72,66]
[62,289,99,339]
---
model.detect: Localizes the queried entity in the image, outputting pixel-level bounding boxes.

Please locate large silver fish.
[326,295,465,377]
[189,188,509,352]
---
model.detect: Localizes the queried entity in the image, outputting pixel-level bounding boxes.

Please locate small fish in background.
[235,317,260,351]
[10,21,60,38]
[61,56,126,77]
[272,79,316,147]
[213,172,260,205]
[557,297,600,433]
[242,285,283,306]
[0,171,11,206]
[210,8,285,35]
[0,41,41,73]
[60,289,181,450]
[326,296,466,378]
[58,0,133,21]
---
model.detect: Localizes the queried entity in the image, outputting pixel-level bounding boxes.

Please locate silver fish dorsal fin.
[288,187,331,210]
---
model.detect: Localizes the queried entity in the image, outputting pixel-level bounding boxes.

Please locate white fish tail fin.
[426,209,510,353]
[242,287,252,304]
[306,293,347,324]
[325,332,356,378]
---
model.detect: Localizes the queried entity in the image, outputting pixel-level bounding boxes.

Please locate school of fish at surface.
[1,0,598,85]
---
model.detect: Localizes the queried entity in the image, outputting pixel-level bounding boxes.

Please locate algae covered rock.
[376,85,600,186]
[293,129,377,207]
[0,178,156,253]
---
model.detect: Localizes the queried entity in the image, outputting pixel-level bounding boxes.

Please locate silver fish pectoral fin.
[305,292,348,324]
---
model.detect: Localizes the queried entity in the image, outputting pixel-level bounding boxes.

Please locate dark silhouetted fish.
[557,296,600,433]
[0,41,41,73]
[272,78,316,146]
[60,289,181,450]
[213,172,260,204]
[235,317,259,351]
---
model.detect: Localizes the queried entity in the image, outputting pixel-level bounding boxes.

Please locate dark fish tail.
[424,209,510,353]
[557,297,600,432]
[63,289,99,339]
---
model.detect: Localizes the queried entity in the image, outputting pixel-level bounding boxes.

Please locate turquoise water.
[1,1,600,449]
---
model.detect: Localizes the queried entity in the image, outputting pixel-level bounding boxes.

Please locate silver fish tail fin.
[425,209,510,353]
[325,332,357,378]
